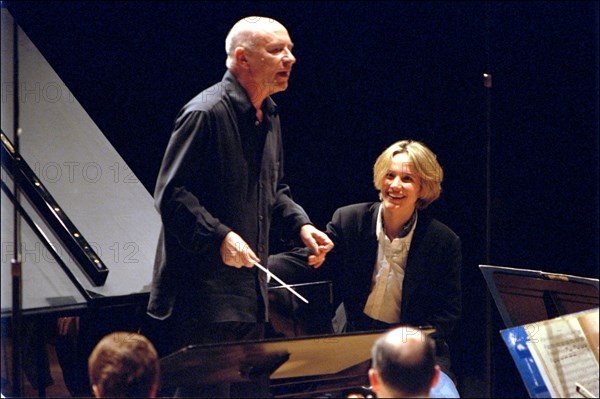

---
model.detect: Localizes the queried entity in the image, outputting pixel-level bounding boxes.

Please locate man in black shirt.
[146,16,333,397]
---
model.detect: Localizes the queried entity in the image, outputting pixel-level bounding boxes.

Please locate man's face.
[245,24,296,96]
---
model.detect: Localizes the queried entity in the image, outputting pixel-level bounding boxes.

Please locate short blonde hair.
[373,140,443,209]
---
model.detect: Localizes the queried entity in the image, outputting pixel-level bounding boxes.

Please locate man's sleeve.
[153,110,231,254]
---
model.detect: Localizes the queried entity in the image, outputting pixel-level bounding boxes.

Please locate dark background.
[5,1,599,397]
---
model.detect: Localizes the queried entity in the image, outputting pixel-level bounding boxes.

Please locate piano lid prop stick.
[254,262,309,304]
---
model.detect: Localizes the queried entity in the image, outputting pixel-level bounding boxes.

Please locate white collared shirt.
[363,204,417,324]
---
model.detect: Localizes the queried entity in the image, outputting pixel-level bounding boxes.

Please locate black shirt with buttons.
[148,71,311,323]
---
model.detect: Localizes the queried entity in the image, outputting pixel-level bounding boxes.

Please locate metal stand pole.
[483,70,493,399]
[10,13,23,398]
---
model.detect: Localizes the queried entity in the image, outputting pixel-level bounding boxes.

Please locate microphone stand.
[483,70,493,399]
[483,5,493,397]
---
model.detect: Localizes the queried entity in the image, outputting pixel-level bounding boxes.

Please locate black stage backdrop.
[5,1,599,397]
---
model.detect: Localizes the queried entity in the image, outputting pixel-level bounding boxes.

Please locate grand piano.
[1,8,162,396]
[1,9,376,398]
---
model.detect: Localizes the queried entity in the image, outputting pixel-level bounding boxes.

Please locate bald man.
[145,16,332,397]
[369,327,441,398]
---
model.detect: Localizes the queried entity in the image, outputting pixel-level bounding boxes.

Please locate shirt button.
[259,215,264,221]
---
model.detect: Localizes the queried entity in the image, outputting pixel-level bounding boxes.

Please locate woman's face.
[380,152,422,216]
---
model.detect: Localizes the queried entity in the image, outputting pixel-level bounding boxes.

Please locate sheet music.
[526,311,599,398]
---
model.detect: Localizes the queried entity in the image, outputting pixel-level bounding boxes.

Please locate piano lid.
[1,9,160,316]
[160,330,388,388]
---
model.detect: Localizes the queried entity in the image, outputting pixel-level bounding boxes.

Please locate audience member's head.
[88,331,160,398]
[369,326,440,398]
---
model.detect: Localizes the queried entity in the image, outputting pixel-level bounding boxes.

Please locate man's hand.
[57,316,79,336]
[299,224,334,268]
[220,231,260,268]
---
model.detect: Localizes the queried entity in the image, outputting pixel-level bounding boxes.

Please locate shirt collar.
[376,203,418,241]
[376,203,384,239]
[222,70,279,117]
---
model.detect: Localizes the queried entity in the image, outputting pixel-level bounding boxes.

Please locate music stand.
[479,264,599,328]
[268,280,334,337]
